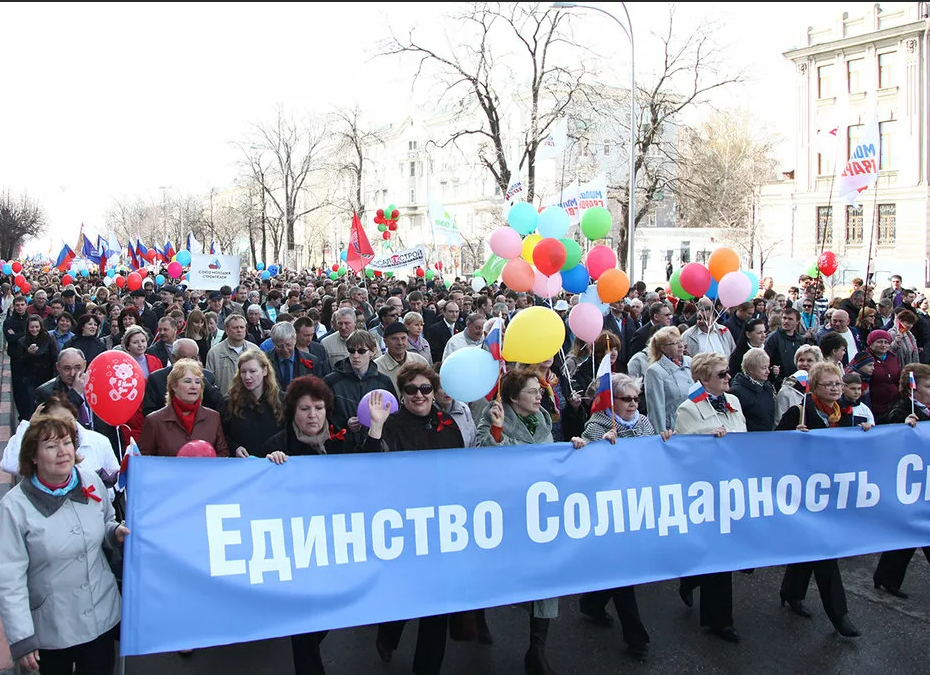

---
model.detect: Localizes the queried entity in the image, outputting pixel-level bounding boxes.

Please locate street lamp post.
[551,2,636,281]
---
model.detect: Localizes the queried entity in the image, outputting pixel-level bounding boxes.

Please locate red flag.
[345,212,374,273]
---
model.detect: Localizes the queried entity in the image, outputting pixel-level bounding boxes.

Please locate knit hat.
[867,329,892,346]
[846,351,874,373]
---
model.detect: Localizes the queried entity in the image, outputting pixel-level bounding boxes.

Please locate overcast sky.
[0,1,882,252]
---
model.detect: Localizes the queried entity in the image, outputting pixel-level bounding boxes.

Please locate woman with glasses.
[644,326,692,433]
[477,365,586,675]
[775,361,870,637]
[673,352,746,643]
[364,363,464,675]
[323,330,396,448]
[578,374,669,661]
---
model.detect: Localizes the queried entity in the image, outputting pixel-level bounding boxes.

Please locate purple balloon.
[357,389,399,427]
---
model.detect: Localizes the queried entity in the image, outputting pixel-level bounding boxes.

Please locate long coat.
[728,373,777,432]
[644,355,693,432]
[674,394,747,435]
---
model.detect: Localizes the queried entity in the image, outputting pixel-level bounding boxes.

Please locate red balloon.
[11,262,22,274]
[178,440,217,458]
[115,275,126,288]
[85,350,144,426]
[585,245,617,280]
[374,270,383,277]
[145,250,157,262]
[532,238,567,277]
[62,274,74,286]
[382,231,390,240]
[679,262,712,298]
[388,222,397,231]
[331,263,339,272]
[20,282,31,295]
[391,209,399,219]
[14,274,25,288]
[437,261,443,270]
[416,267,425,277]
[818,250,838,277]
[127,272,143,291]
[376,208,384,218]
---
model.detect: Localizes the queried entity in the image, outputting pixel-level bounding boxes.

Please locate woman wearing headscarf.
[775,361,870,638]
[865,329,901,418]
[673,352,747,643]
[224,350,285,457]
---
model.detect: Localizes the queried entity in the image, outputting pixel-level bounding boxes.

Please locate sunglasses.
[617,395,639,403]
[347,348,369,355]
[714,370,731,379]
[403,384,434,396]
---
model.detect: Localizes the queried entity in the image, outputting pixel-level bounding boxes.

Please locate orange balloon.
[501,258,535,292]
[596,268,630,303]
[708,247,740,282]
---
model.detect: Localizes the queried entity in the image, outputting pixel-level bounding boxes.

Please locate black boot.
[524,617,557,675]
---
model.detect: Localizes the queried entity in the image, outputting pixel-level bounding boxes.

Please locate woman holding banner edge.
[775,360,870,638]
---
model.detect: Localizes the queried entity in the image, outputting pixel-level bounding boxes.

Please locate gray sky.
[0,1,878,252]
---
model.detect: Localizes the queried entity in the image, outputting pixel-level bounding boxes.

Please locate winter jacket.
[205,339,260,396]
[63,335,107,366]
[644,355,693,432]
[728,372,776,432]
[323,359,397,448]
[477,404,553,447]
[869,351,901,417]
[674,394,747,435]
[16,334,57,385]
[139,403,229,457]
[222,394,284,457]
[764,329,807,389]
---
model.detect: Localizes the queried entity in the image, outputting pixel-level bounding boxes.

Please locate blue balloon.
[155,274,166,285]
[507,202,538,236]
[561,264,590,294]
[261,270,271,280]
[12,285,19,294]
[537,206,570,239]
[706,277,719,300]
[743,271,759,301]
[256,262,265,271]
[175,250,192,266]
[79,268,89,277]
[340,250,348,261]
[580,283,610,315]
[268,264,279,277]
[107,268,115,277]
[2,264,11,275]
[439,347,500,402]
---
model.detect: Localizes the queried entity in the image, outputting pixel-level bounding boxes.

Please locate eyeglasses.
[661,340,683,347]
[403,384,434,396]
[714,370,731,379]
[818,382,844,389]
[617,395,639,403]
[802,304,813,309]
[521,388,543,397]
[347,348,369,355]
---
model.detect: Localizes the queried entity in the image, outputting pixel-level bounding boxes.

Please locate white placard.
[187,254,241,290]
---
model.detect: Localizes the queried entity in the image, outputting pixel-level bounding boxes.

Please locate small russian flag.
[118,437,142,490]
[590,353,614,414]
[910,371,917,391]
[794,370,809,392]
[688,381,709,403]
[483,317,504,361]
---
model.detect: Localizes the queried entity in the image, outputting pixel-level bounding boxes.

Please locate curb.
[0,333,16,673]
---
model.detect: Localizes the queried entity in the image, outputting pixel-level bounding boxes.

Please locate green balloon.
[386,271,394,278]
[365,268,375,278]
[378,224,387,232]
[329,271,338,280]
[425,269,435,281]
[559,238,582,271]
[807,261,821,278]
[337,266,347,277]
[387,203,396,214]
[581,206,612,241]
[669,268,694,300]
[444,279,452,288]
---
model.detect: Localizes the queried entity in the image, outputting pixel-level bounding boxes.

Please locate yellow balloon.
[501,306,566,364]
[521,234,542,264]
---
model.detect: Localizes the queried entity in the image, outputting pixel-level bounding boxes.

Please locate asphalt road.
[122,551,930,675]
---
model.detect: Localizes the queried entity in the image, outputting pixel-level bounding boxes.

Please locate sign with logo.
[368,246,427,272]
[187,254,240,290]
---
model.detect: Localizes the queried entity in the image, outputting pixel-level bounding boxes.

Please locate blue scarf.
[31,467,79,496]
[613,411,640,430]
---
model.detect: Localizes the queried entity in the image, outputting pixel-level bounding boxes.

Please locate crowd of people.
[0,262,928,674]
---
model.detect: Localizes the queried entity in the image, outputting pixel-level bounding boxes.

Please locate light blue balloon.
[743,271,759,301]
[261,270,271,280]
[561,264,590,294]
[268,264,279,277]
[256,262,265,271]
[580,283,610,315]
[706,277,719,300]
[340,250,348,261]
[79,268,89,277]
[107,268,116,278]
[2,264,11,275]
[175,250,191,266]
[439,347,500,402]
[507,201,538,236]
[155,274,166,285]
[12,285,19,294]
[537,206,570,239]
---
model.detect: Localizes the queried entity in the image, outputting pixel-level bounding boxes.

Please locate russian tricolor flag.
[162,238,176,262]
[117,437,142,490]
[794,370,809,392]
[55,244,75,272]
[910,371,917,391]
[483,317,504,361]
[590,353,614,414]
[688,381,709,403]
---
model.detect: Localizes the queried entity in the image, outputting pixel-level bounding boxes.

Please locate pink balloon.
[489,227,524,259]
[679,262,711,298]
[167,261,183,278]
[178,440,216,458]
[717,271,752,308]
[532,269,562,298]
[585,245,617,280]
[568,302,603,343]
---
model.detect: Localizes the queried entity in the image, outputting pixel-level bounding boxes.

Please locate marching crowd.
[0,263,928,674]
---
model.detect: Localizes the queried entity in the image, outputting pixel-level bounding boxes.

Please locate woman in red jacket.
[864,330,901,418]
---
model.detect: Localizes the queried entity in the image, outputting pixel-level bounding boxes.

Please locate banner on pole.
[543,180,580,225]
[837,108,880,208]
[367,246,427,272]
[187,254,241,290]
[428,199,463,245]
[121,424,930,656]
[578,173,608,211]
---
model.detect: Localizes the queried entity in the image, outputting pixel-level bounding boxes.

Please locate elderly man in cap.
[206,290,235,323]
[131,287,159,335]
[374,322,430,390]
[61,287,85,317]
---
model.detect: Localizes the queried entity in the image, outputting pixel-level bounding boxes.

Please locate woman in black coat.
[728,319,770,379]
[64,314,107,365]
[776,361,871,638]
[728,348,777,432]
[16,314,58,419]
[223,350,285,457]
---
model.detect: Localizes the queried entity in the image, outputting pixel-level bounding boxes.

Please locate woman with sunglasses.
[363,362,463,675]
[577,373,669,662]
[775,361,870,638]
[476,365,586,675]
[673,352,747,644]
[323,330,396,446]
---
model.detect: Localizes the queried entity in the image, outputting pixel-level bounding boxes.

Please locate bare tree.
[0,191,46,260]
[329,106,385,220]
[381,1,588,200]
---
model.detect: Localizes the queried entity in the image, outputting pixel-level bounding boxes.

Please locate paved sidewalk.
[0,341,16,673]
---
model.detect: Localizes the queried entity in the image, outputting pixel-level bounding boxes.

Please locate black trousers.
[680,572,733,629]
[291,630,328,675]
[378,614,448,675]
[38,627,116,675]
[874,547,930,590]
[780,559,848,622]
[579,586,649,647]
[11,369,35,421]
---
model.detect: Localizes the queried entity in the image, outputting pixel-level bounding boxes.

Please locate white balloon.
[102,275,114,286]
[471,276,487,292]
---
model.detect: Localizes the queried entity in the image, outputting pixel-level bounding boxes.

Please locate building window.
[847,124,863,160]
[680,241,691,264]
[878,204,896,244]
[880,120,895,169]
[603,142,610,156]
[409,161,416,177]
[817,64,833,98]
[816,206,833,245]
[408,140,418,151]
[817,142,834,175]
[845,205,863,244]
[878,52,896,88]
[409,189,416,203]
[847,58,865,93]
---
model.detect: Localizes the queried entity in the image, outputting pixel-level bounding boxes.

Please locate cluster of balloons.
[255,262,280,280]
[414,266,439,281]
[1,261,22,276]
[363,268,394,279]
[374,203,401,240]
[328,263,348,281]
[667,247,758,308]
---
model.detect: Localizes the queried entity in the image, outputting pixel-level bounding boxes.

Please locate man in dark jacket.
[61,288,85,319]
[426,301,464,364]
[723,302,753,346]
[266,323,326,390]
[4,295,30,420]
[130,289,159,336]
[146,315,178,368]
[764,308,807,388]
[627,302,673,363]
[294,317,331,377]
[245,305,273,345]
[142,339,223,416]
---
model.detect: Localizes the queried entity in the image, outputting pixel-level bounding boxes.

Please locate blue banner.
[121,424,930,656]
